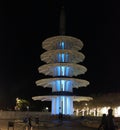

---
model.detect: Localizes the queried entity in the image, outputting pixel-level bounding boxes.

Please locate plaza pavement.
[0,119,97,130]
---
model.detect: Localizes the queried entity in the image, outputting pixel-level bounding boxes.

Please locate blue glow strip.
[61,66,62,76]
[66,53,69,62]
[62,96,65,114]
[56,97,59,114]
[58,66,60,76]
[61,80,65,91]
[52,98,55,114]
[61,41,65,49]
[57,53,60,62]
[67,97,70,114]
[66,67,69,76]
[62,53,65,62]
[56,80,60,91]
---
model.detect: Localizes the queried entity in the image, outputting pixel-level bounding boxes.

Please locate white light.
[114,106,120,117]
[100,107,110,115]
[76,109,79,116]
[46,107,48,110]
[117,106,120,116]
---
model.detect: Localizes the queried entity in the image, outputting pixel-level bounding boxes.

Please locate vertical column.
[56,97,60,114]
[52,98,55,114]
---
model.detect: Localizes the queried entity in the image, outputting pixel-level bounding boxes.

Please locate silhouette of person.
[106,108,117,130]
[28,117,32,128]
[98,114,107,130]
[98,109,118,130]
[58,112,63,120]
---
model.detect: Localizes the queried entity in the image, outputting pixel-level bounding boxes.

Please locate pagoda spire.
[59,6,66,35]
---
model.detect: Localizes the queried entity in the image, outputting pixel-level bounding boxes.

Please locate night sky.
[0,0,120,109]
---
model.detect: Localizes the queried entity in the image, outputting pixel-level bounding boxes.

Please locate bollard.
[35,117,39,125]
[8,121,14,130]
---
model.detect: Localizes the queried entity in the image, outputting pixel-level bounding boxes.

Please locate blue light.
[57,51,70,63]
[61,41,64,49]
[54,80,65,91]
[67,97,71,114]
[56,80,60,91]
[57,53,60,62]
[66,67,69,76]
[61,80,65,91]
[61,66,65,76]
[61,53,65,62]
[52,79,74,92]
[52,96,73,115]
[56,97,60,114]
[60,41,65,49]
[65,53,69,62]
[57,41,65,49]
[57,66,60,76]
[51,40,75,115]
[62,96,65,114]
[66,81,72,91]
[52,98,55,114]
[55,66,69,76]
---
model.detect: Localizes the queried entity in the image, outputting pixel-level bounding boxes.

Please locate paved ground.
[0,119,97,130]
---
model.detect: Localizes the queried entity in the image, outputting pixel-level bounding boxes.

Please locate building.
[32,7,92,115]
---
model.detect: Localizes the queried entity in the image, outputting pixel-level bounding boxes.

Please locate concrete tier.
[41,50,85,63]
[42,35,83,50]
[32,95,93,102]
[38,63,87,76]
[35,78,89,88]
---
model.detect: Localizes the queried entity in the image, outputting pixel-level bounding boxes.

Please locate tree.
[15,97,30,111]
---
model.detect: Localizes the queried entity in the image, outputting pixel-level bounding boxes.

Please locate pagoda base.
[51,96,73,115]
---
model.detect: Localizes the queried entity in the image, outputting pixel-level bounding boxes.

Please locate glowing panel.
[65,53,69,62]
[54,66,71,76]
[66,97,73,114]
[66,67,69,76]
[57,53,70,63]
[57,41,65,49]
[57,66,60,76]
[62,54,65,62]
[62,96,65,114]
[53,80,73,92]
[61,80,65,91]
[51,80,73,92]
[52,96,73,115]
[52,98,55,114]
[58,53,60,62]
[61,66,65,76]
[56,97,60,114]
[61,41,65,49]
[56,80,60,91]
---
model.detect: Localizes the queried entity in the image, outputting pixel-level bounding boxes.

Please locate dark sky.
[0,0,120,108]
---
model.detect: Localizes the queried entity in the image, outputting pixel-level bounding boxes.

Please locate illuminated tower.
[32,7,92,115]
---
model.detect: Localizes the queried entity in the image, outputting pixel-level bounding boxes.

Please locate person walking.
[98,109,118,130]
[98,114,107,130]
[106,108,117,130]
[25,116,32,130]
